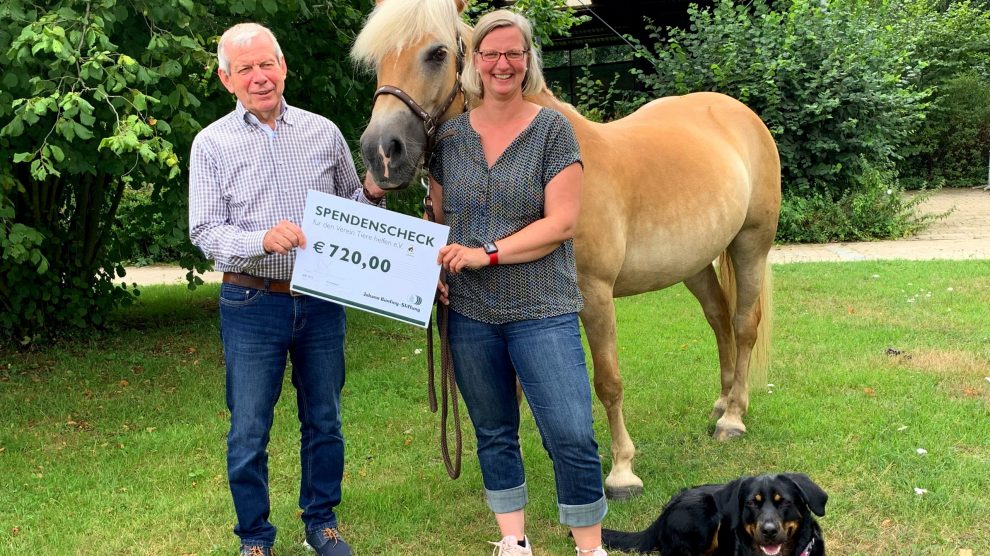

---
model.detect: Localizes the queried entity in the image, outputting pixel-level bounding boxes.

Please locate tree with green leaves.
[1,0,205,342]
[0,0,372,342]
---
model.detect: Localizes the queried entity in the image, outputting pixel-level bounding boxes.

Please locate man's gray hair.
[217,23,284,75]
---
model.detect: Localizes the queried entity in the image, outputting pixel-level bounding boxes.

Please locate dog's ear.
[779,473,828,517]
[714,477,747,529]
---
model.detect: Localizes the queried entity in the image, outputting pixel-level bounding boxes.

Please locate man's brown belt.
[222,272,292,294]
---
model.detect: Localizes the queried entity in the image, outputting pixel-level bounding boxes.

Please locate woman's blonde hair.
[462,10,546,99]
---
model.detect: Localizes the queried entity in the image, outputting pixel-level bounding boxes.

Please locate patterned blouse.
[429,107,584,324]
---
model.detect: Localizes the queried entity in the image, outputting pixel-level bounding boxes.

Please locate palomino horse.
[352,0,780,499]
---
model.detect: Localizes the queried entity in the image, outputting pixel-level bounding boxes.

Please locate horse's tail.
[717,252,772,389]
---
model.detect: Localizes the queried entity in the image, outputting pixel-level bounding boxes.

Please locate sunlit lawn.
[1,260,988,555]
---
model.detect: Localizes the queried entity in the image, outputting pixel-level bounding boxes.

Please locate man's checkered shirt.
[189,101,379,281]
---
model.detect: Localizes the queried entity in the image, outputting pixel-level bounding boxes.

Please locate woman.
[429,9,608,556]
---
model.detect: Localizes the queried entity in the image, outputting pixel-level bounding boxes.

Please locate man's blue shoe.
[304,526,352,556]
[239,545,272,556]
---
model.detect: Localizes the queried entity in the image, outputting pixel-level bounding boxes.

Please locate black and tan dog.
[602,473,827,555]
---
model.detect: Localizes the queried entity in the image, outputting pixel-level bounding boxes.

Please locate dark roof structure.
[493,0,712,50]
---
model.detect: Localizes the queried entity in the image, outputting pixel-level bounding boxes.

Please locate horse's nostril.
[384,138,403,159]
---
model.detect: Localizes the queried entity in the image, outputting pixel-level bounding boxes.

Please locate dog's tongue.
[760,545,782,556]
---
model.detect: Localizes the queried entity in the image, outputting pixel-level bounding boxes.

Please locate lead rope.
[424,184,462,479]
[420,34,467,479]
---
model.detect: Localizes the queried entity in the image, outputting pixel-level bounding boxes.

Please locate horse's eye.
[429,47,447,63]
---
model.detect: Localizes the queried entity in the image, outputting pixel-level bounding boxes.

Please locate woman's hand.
[436,280,449,305]
[438,243,487,274]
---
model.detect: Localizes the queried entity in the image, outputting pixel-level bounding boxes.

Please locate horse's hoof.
[712,426,746,441]
[605,484,644,500]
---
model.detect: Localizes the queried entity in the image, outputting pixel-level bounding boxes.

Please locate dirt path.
[121,188,990,286]
[770,187,990,263]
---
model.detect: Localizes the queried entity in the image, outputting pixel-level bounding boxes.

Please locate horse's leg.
[682,264,736,421]
[713,241,771,441]
[579,282,643,500]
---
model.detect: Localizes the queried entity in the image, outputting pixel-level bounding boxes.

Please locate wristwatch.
[483,242,499,266]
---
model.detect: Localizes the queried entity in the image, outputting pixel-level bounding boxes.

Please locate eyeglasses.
[475,49,528,63]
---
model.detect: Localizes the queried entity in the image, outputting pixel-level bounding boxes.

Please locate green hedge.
[899,2,990,186]
[574,0,989,241]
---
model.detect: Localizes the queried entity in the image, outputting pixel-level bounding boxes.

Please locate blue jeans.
[447,310,607,527]
[219,283,347,547]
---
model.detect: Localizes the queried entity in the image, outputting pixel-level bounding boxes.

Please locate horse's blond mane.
[351,0,471,68]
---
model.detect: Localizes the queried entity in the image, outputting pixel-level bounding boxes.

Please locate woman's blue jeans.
[219,283,346,547]
[448,310,607,527]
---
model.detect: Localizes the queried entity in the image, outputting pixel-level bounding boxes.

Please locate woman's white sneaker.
[489,535,533,555]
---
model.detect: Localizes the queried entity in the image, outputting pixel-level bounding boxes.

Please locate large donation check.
[291,190,449,328]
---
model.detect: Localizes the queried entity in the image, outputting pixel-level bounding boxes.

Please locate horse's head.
[351,0,472,190]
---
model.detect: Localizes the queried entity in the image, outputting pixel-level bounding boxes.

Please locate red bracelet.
[488,251,498,266]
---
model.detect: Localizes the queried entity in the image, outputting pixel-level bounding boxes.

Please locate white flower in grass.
[916,448,928,455]
[414,348,423,355]
[913,487,928,495]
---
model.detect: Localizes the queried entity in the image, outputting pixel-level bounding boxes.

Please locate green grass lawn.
[2,260,989,555]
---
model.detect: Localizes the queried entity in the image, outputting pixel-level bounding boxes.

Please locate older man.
[189,22,383,556]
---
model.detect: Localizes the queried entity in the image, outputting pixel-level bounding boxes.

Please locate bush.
[112,184,187,266]
[896,1,990,186]
[629,0,929,202]
[573,66,640,123]
[564,0,969,242]
[902,72,990,187]
[776,160,941,243]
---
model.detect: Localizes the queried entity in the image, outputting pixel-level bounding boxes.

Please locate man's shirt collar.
[235,98,291,128]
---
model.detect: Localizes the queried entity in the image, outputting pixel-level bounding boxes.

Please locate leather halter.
[370,35,467,159]
[372,34,468,479]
